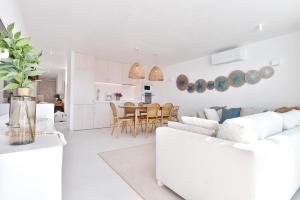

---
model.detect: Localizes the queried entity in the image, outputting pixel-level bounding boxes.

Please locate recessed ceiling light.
[257,24,263,32]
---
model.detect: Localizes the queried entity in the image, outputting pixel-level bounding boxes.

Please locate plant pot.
[116,96,120,101]
[9,96,36,145]
[17,88,31,97]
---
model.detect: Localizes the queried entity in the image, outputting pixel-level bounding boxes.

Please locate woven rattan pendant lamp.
[128,47,145,79]
[128,62,145,79]
[149,65,164,81]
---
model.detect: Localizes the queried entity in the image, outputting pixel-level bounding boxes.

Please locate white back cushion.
[168,121,216,136]
[217,111,283,143]
[204,108,220,122]
[240,107,267,116]
[280,110,300,130]
[181,116,219,130]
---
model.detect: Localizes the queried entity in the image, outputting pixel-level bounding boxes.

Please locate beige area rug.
[98,143,184,200]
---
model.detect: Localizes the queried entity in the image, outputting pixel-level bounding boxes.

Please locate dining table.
[119,105,163,137]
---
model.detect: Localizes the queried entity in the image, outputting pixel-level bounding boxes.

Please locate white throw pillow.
[196,111,206,119]
[204,108,220,122]
[168,121,216,136]
[181,116,219,131]
[280,110,300,130]
[217,111,283,143]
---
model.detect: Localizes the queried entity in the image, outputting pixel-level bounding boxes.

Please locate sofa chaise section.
[156,127,300,200]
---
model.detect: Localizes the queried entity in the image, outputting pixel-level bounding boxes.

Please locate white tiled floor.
[56,123,155,200]
[56,123,300,200]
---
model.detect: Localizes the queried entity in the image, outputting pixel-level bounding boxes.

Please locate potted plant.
[114,92,123,101]
[0,23,44,145]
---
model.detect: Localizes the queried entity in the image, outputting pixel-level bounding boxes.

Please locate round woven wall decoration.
[207,81,215,90]
[187,83,195,93]
[245,70,261,84]
[215,76,230,92]
[195,79,207,93]
[229,70,245,88]
[176,74,189,91]
[260,66,274,79]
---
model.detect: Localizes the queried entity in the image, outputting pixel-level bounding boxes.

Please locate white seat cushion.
[217,111,283,143]
[168,121,216,136]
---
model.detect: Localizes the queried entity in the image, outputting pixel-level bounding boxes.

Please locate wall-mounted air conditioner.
[211,47,246,65]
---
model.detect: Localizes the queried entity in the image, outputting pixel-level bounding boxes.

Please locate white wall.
[56,70,65,97]
[154,31,300,116]
[0,0,27,35]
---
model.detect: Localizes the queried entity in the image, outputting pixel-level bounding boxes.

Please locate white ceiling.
[18,0,300,67]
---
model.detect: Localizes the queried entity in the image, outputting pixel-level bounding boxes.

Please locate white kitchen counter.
[0,133,65,200]
[0,133,65,154]
[71,100,140,130]
[94,100,138,104]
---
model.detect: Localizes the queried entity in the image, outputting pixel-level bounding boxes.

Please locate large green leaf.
[21,79,32,88]
[7,23,15,33]
[0,30,4,38]
[27,70,44,77]
[0,58,13,64]
[0,65,13,70]
[16,37,30,47]
[0,70,8,77]
[14,32,21,40]
[3,83,19,90]
[14,72,23,83]
[12,59,20,68]
[2,38,12,47]
[0,72,17,80]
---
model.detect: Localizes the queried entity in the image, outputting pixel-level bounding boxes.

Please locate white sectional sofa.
[156,111,300,200]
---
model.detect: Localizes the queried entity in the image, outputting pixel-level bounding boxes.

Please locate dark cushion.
[220,108,241,124]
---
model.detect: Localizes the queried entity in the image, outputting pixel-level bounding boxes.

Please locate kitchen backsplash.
[94,83,140,101]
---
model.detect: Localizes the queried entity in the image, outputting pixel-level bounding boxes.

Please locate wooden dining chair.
[123,102,135,117]
[110,102,134,137]
[139,103,160,136]
[170,106,180,122]
[138,102,147,116]
[160,103,173,126]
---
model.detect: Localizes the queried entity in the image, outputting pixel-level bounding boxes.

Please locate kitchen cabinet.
[70,52,139,131]
[94,60,138,85]
[94,60,109,82]
[93,101,127,129]
[72,68,95,104]
[107,61,123,83]
[71,104,94,130]
[93,103,112,128]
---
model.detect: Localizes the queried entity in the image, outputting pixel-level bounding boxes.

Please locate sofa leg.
[157,180,163,187]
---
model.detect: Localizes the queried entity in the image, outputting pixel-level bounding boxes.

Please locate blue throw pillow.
[220,108,241,124]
